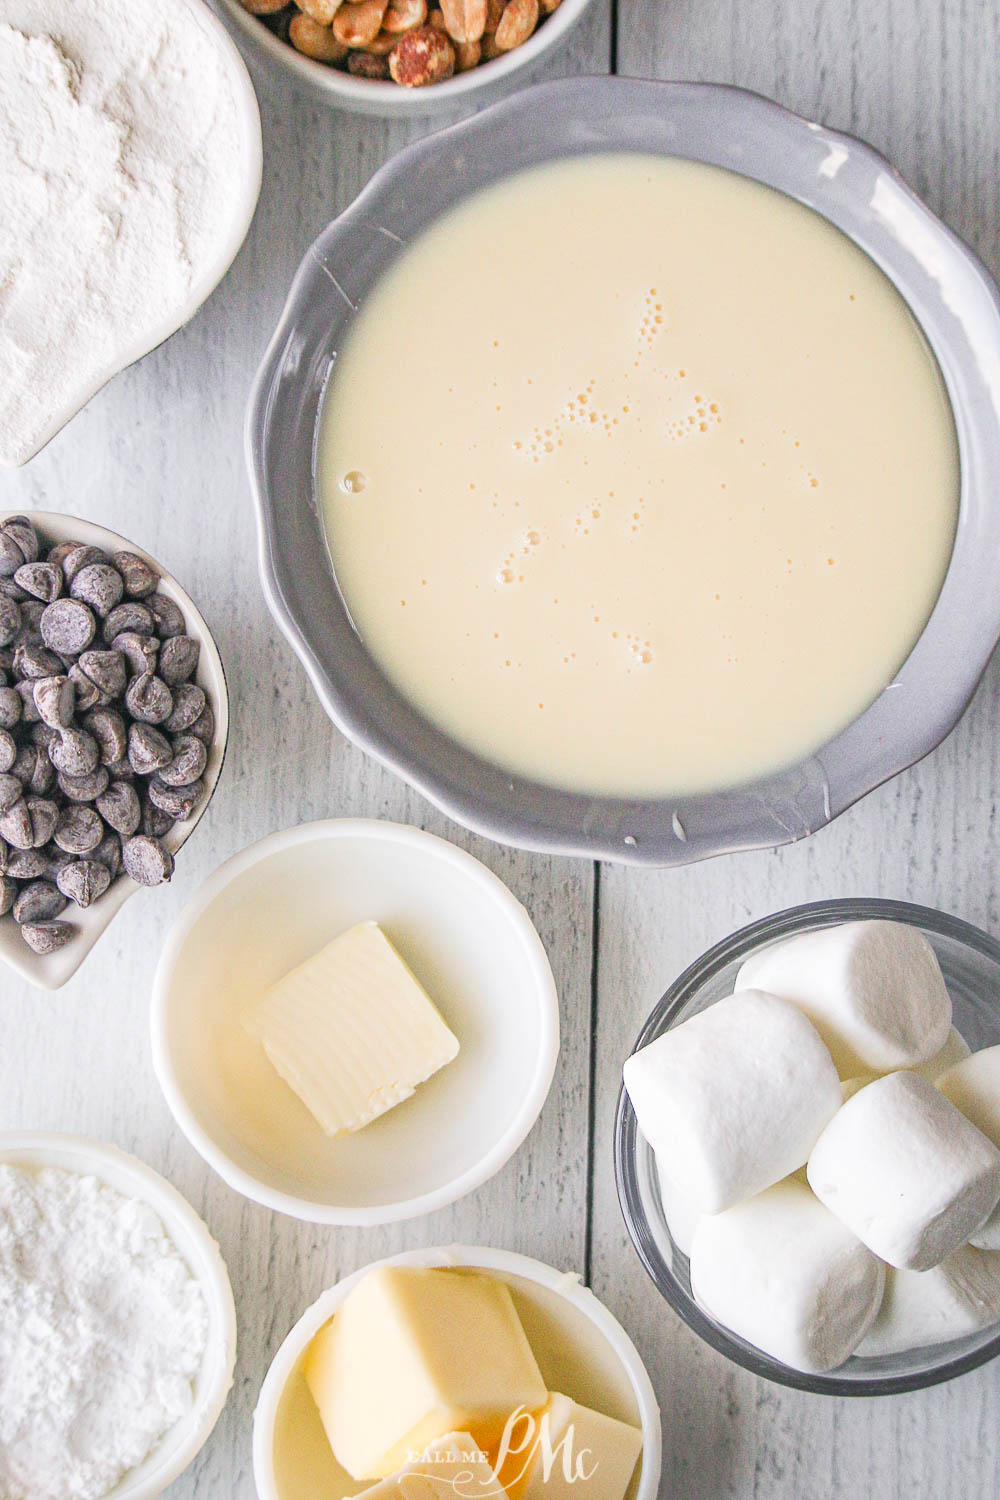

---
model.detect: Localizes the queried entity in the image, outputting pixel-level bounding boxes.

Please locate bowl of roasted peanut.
[218,0,593,113]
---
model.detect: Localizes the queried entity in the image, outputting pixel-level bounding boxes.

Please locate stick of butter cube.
[242,921,459,1136]
[354,1432,509,1498]
[305,1266,547,1481]
[497,1393,643,1500]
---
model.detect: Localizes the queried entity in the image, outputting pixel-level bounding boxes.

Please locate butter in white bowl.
[242,921,459,1137]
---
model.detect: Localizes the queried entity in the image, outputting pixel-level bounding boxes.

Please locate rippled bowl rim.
[614,897,1000,1396]
[247,77,1000,867]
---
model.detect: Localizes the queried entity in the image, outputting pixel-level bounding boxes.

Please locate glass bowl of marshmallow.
[614,898,1000,1394]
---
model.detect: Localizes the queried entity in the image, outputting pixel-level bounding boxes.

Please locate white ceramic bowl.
[0,1131,237,1500]
[252,1244,661,1500]
[215,0,594,117]
[17,0,262,465]
[0,510,230,991]
[151,819,560,1223]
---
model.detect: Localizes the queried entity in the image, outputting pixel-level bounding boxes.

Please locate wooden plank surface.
[591,5,1000,1498]
[2,2,999,1498]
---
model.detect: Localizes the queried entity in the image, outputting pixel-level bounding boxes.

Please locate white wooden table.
[2,1,999,1495]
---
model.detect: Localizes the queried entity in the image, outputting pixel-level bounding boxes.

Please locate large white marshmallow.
[656,1159,703,1256]
[938,1046,1000,1248]
[689,1177,885,1373]
[857,1246,1000,1357]
[623,989,841,1214]
[807,1071,1000,1270]
[912,1025,971,1083]
[735,920,952,1077]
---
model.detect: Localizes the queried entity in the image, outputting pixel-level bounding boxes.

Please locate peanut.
[364,28,399,51]
[289,12,350,57]
[440,0,487,43]
[348,48,391,74]
[333,0,389,47]
[389,24,455,83]
[383,0,427,31]
[240,0,288,13]
[494,0,538,49]
[454,36,481,68]
[295,0,343,22]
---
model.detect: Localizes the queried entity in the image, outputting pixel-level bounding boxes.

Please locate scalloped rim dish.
[247,78,1000,866]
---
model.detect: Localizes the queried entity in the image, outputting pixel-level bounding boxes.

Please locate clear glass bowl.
[614,898,1000,1395]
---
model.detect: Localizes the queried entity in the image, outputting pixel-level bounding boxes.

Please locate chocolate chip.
[0,597,21,647]
[105,756,134,782]
[70,564,124,617]
[60,544,108,583]
[24,797,59,847]
[158,734,207,787]
[82,707,127,766]
[148,776,204,821]
[103,602,154,643]
[2,518,39,565]
[40,598,96,655]
[56,859,111,908]
[158,635,200,686]
[163,682,205,733]
[57,767,109,803]
[53,804,103,855]
[0,798,32,848]
[33,675,75,729]
[0,773,23,813]
[77,649,127,700]
[96,781,140,837]
[14,562,63,603]
[20,920,74,954]
[94,832,122,879]
[140,796,174,838]
[0,874,15,915]
[113,552,159,599]
[48,729,99,778]
[14,643,64,681]
[0,531,26,577]
[14,681,40,724]
[6,848,48,880]
[147,593,185,638]
[124,672,173,726]
[12,880,67,925]
[0,729,15,774]
[122,834,174,886]
[189,703,215,745]
[0,687,20,731]
[112,631,159,677]
[68,664,102,713]
[127,723,172,775]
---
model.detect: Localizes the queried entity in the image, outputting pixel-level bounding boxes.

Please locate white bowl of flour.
[0,0,263,468]
[0,1132,237,1500]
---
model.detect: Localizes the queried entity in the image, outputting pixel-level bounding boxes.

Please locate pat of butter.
[242,921,459,1136]
[305,1266,547,1481]
[499,1394,643,1500]
[354,1432,509,1497]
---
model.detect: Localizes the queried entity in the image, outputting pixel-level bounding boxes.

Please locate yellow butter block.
[498,1393,643,1500]
[354,1432,509,1498]
[305,1267,547,1481]
[242,921,459,1136]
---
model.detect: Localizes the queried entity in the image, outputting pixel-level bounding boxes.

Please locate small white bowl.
[15,0,262,466]
[252,1244,661,1500]
[0,510,230,990]
[0,1131,237,1500]
[151,819,560,1224]
[215,0,595,118]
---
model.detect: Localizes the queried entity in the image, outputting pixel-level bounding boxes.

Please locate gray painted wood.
[592,4,1000,1497]
[1,2,998,1497]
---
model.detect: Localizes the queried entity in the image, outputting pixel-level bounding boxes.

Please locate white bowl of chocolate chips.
[0,512,229,990]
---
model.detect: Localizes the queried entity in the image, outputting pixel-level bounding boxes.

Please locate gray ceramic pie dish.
[247,76,1000,867]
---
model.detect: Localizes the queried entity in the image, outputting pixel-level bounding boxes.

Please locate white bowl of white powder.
[0,0,263,468]
[0,1132,237,1500]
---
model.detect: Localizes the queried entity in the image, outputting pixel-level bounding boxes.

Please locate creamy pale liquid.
[318,155,959,797]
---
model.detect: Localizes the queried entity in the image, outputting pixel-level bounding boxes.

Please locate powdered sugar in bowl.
[0,1132,237,1500]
